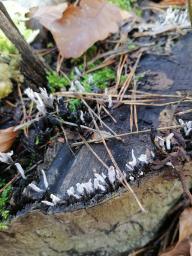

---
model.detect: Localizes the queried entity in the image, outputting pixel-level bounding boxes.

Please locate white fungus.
[25,88,46,115]
[165,133,174,150]
[126,163,134,171]
[94,173,106,185]
[156,136,165,148]
[41,200,54,207]
[151,151,155,158]
[50,194,61,205]
[129,176,135,181]
[41,169,48,189]
[138,154,148,164]
[107,166,116,185]
[83,179,94,194]
[67,186,80,199]
[108,95,113,108]
[69,80,85,92]
[0,151,14,164]
[15,163,26,179]
[166,161,175,168]
[80,110,85,123]
[39,87,54,108]
[179,119,192,136]
[76,183,85,195]
[116,169,126,182]
[28,183,44,193]
[129,149,137,168]
[74,67,82,77]
[93,178,106,192]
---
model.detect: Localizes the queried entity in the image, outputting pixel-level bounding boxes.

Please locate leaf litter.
[32,0,132,58]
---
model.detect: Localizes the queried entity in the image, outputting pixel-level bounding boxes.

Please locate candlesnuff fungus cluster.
[1,86,192,209]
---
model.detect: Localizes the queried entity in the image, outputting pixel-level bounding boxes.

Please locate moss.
[0,63,13,99]
[0,182,12,230]
[83,67,115,90]
[0,35,16,55]
[0,56,24,99]
[68,99,81,112]
[48,65,115,92]
[47,71,70,92]
[109,0,135,10]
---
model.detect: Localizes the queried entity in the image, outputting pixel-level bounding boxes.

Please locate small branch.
[0,2,47,90]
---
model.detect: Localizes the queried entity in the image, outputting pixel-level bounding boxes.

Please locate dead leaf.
[0,127,17,152]
[160,208,192,256]
[30,3,68,27]
[179,208,192,242]
[33,0,131,58]
[152,0,186,6]
[159,0,186,5]
[161,238,190,256]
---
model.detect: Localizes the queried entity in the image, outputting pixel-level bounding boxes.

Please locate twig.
[115,54,128,91]
[17,84,28,136]
[80,135,109,170]
[0,2,47,89]
[118,51,142,101]
[71,124,182,147]
[0,174,18,194]
[82,100,119,138]
[102,105,117,123]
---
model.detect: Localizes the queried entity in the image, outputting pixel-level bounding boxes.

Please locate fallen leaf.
[0,127,17,152]
[30,3,68,28]
[153,0,187,7]
[179,208,192,242]
[33,0,131,58]
[161,238,190,256]
[160,208,192,256]
[156,0,186,6]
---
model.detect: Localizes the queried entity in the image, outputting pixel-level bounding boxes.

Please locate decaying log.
[0,166,191,256]
[1,31,192,256]
[0,2,47,90]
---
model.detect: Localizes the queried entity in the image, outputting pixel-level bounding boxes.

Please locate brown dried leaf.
[161,238,190,256]
[179,208,192,242]
[0,127,17,152]
[159,0,186,5]
[30,3,68,27]
[160,208,192,256]
[33,0,131,58]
